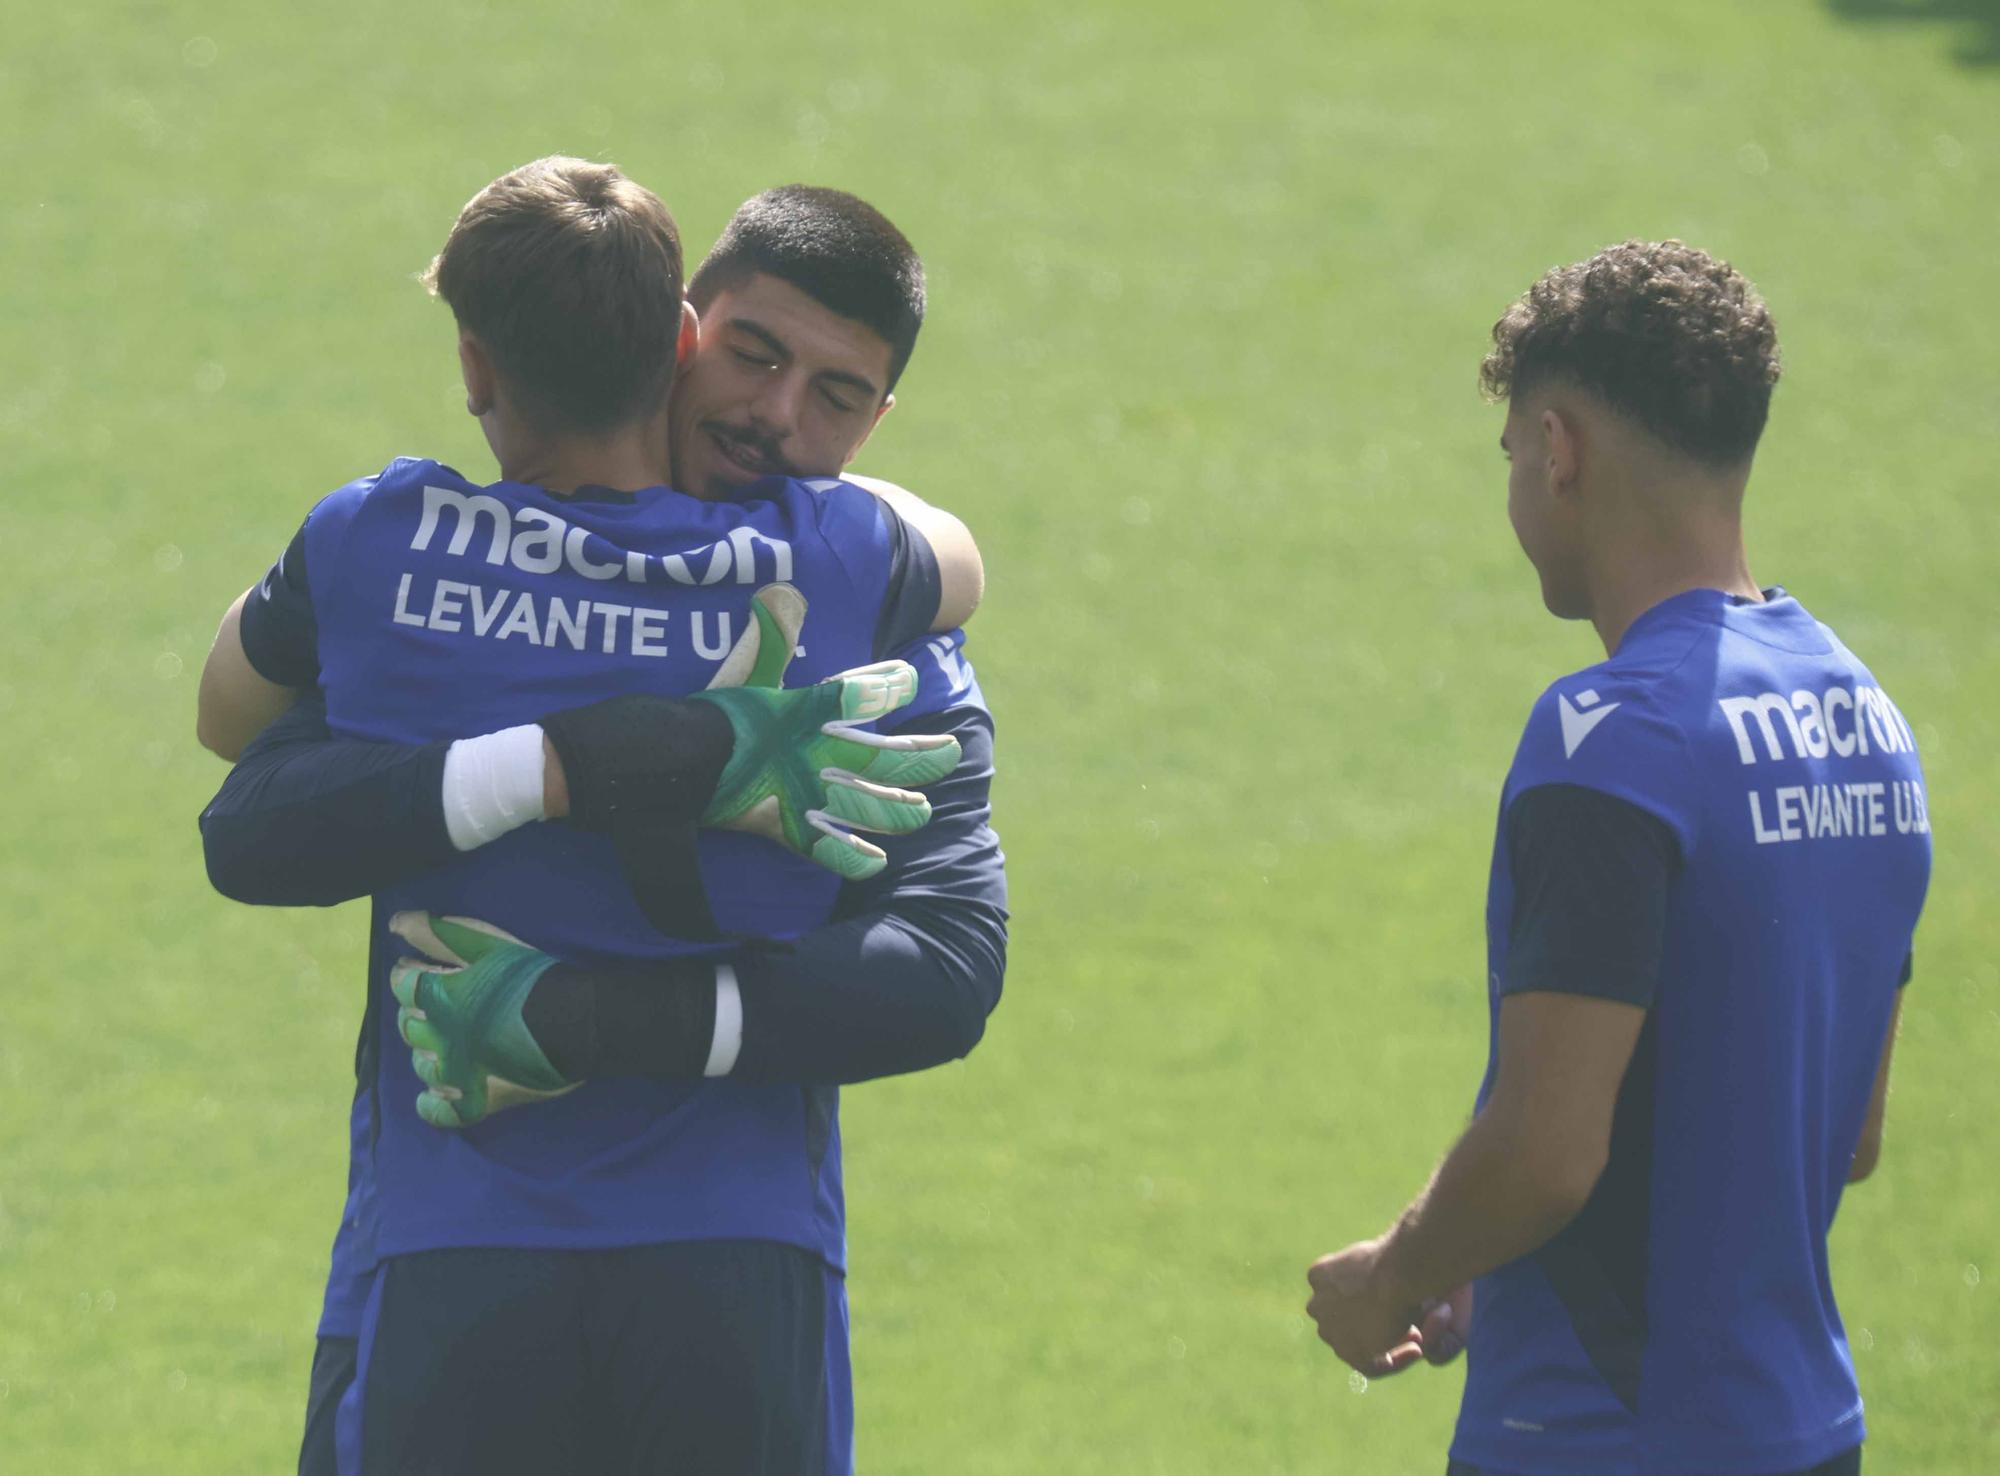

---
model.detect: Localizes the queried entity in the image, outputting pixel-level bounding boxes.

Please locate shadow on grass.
[1825,0,2000,67]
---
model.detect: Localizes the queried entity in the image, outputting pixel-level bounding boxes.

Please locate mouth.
[703,424,792,483]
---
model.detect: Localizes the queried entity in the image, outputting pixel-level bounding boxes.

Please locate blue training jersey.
[293,457,935,1288]
[1454,589,1931,1476]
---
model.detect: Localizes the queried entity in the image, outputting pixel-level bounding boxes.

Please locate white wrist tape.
[704,964,743,1078]
[441,724,549,852]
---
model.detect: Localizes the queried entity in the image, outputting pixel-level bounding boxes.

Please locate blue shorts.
[1445,1449,1860,1476]
[299,1241,850,1476]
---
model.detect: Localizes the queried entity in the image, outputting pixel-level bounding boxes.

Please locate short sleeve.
[236,470,385,687]
[1501,783,1681,1007]
[872,506,941,660]
[238,521,319,685]
[1506,678,1701,859]
[806,479,940,660]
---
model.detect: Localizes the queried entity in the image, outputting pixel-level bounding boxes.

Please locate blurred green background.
[2,1,1996,1470]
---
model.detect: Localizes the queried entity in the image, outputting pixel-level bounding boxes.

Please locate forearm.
[1376,1106,1595,1309]
[531,703,1007,1087]
[728,702,1008,1081]
[523,893,1006,1090]
[729,896,1006,1083]
[200,702,459,905]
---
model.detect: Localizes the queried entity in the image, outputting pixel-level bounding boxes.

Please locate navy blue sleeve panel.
[837,701,1004,914]
[238,521,321,686]
[198,692,456,906]
[1501,783,1682,1008]
[730,702,1008,1084]
[728,894,1006,1085]
[871,508,942,661]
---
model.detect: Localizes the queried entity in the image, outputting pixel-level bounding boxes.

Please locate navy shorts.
[1446,1448,1860,1476]
[300,1241,849,1476]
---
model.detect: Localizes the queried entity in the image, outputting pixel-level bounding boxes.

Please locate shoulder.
[308,457,440,524]
[1509,660,1699,852]
[800,475,895,536]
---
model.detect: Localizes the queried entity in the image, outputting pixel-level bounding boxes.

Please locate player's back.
[298,456,917,1270]
[1466,588,1930,1475]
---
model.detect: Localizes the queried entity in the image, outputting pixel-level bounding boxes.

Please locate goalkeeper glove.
[540,585,960,935]
[387,912,576,1130]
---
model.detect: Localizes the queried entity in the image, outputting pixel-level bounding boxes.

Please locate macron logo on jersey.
[410,485,793,588]
[1558,689,1620,758]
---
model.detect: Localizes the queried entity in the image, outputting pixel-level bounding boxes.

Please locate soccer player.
[1305,241,1929,1476]
[197,160,1004,1475]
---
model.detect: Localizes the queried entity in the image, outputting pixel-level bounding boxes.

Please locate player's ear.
[1542,408,1581,499]
[459,331,495,418]
[675,300,700,371]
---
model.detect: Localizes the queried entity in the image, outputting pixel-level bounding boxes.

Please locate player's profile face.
[669,273,896,499]
[1503,403,1586,619]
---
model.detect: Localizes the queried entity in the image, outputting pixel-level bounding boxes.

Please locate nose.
[746,369,807,440]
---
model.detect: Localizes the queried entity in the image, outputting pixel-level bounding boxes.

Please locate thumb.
[707,584,807,690]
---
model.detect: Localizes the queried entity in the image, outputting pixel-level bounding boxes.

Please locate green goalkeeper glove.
[387,912,574,1130]
[542,584,962,888]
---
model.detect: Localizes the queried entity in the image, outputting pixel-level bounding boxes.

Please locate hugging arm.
[388,699,1004,1124]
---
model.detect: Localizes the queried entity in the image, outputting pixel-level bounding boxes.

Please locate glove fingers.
[819,772,934,834]
[416,1091,468,1130]
[390,911,465,967]
[389,958,430,1011]
[409,1048,446,1089]
[821,661,919,723]
[824,733,962,789]
[806,816,889,880]
[399,1010,446,1057]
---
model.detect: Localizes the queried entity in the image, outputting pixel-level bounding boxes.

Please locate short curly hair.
[1480,241,1781,466]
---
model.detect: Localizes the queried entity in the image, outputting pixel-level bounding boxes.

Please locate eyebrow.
[726,317,882,401]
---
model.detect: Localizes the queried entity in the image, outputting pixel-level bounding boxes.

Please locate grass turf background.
[1,1,1995,1469]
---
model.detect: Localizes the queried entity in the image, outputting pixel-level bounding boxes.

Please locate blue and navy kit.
[1455,589,1931,1475]
[241,458,945,1274]
[218,460,1004,1475]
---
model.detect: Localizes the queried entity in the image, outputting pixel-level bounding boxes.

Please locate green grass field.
[3,1,1997,1469]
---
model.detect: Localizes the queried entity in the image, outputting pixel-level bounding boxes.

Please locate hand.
[387,912,577,1130]
[1419,1283,1473,1365]
[688,585,961,880]
[541,584,961,883]
[1305,1239,1425,1377]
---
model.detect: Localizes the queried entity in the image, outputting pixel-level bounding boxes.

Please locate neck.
[490,412,672,497]
[503,441,663,496]
[1583,501,1760,655]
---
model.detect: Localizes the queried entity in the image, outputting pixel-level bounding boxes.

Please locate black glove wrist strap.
[539,694,736,940]
[539,693,733,832]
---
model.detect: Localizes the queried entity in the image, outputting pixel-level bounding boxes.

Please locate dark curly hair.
[1480,241,1781,466]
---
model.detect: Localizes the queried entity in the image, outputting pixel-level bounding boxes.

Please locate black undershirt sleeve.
[238,522,322,686]
[1501,784,1682,1008]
